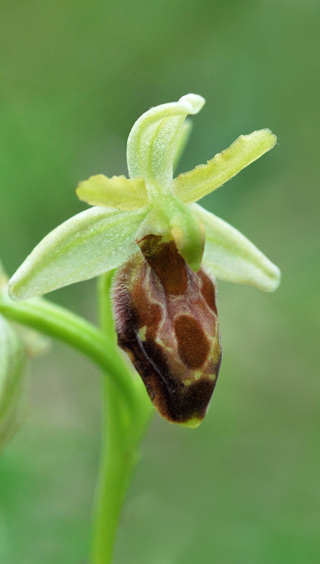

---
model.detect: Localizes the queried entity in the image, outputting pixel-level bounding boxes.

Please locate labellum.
[112,234,222,427]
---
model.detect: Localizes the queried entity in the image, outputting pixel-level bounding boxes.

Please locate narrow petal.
[192,204,281,291]
[76,174,149,210]
[127,94,205,196]
[173,129,277,204]
[9,207,147,300]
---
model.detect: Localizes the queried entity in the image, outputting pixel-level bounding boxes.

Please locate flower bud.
[0,315,27,452]
[112,235,221,427]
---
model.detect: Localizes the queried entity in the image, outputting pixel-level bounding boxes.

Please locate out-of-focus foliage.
[0,1,319,563]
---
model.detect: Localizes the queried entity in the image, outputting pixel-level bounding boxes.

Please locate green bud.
[0,315,28,452]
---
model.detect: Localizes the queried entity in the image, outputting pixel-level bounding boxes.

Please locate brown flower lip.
[112,234,222,426]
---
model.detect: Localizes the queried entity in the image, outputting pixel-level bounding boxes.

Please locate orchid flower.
[9,94,280,427]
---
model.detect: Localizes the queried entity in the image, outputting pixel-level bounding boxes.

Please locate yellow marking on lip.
[209,373,217,381]
[179,417,202,429]
[194,370,203,381]
[138,326,147,341]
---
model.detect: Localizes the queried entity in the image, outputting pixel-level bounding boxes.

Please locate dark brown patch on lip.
[118,329,217,424]
[174,315,210,369]
[199,270,218,314]
[139,235,188,295]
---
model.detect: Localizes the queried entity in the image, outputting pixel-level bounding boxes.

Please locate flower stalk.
[91,272,151,564]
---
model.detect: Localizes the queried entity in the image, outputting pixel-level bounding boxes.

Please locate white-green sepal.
[76,174,149,210]
[127,94,205,195]
[193,204,281,291]
[9,207,148,300]
[173,119,193,172]
[173,129,277,204]
[0,315,27,452]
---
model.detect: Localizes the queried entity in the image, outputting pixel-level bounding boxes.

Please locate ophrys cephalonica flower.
[9,94,280,426]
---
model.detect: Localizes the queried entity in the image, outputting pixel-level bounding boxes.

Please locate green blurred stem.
[91,272,151,564]
[0,292,135,406]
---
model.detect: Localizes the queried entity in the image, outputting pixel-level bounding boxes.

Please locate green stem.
[0,292,135,405]
[91,272,152,564]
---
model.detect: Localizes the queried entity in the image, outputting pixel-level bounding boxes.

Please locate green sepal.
[173,129,277,204]
[76,174,149,210]
[127,94,205,196]
[9,207,148,300]
[0,315,27,452]
[192,204,281,292]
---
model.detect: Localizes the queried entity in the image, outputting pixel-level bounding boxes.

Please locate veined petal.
[76,174,149,210]
[127,94,205,196]
[173,129,277,204]
[192,204,281,292]
[9,207,147,300]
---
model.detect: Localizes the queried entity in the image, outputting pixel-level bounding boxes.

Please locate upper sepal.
[127,94,205,195]
[193,204,281,292]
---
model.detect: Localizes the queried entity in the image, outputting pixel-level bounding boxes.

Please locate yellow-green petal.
[127,94,205,197]
[173,129,277,204]
[193,204,281,292]
[76,174,149,210]
[9,207,147,300]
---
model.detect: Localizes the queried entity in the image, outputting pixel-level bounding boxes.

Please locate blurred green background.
[0,1,319,563]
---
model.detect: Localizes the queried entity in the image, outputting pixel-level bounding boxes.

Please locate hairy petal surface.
[192,204,281,292]
[173,129,277,204]
[76,174,149,210]
[9,207,147,300]
[127,94,205,195]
